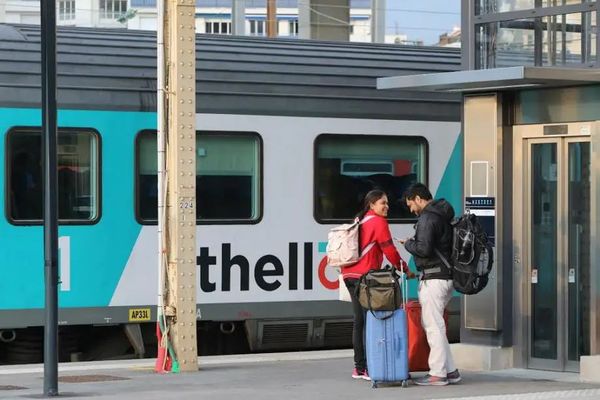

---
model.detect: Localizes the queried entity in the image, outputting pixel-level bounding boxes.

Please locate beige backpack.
[326,216,375,267]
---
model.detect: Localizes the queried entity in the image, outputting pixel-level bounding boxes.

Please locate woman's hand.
[398,260,416,279]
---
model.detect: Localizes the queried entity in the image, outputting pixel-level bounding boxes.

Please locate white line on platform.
[0,349,353,375]
[431,389,600,400]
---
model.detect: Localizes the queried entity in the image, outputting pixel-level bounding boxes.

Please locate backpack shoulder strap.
[360,242,376,258]
[359,215,375,224]
[358,215,376,258]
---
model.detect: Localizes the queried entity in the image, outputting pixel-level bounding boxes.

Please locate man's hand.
[395,237,410,245]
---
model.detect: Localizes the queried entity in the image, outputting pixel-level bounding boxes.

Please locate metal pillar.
[267,0,277,38]
[157,0,198,372]
[298,0,350,41]
[0,1,6,23]
[232,0,246,36]
[371,0,386,43]
[41,0,59,395]
[298,0,311,39]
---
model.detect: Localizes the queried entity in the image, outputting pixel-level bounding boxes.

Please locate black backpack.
[435,212,494,295]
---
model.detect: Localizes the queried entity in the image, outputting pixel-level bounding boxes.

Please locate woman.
[342,189,411,381]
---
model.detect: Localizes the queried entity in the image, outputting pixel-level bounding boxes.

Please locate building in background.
[385,34,423,46]
[437,27,460,47]
[1,0,374,42]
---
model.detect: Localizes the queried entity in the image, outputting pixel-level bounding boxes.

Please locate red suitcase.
[406,300,448,372]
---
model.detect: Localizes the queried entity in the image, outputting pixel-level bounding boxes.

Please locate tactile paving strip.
[58,375,129,383]
[0,385,27,390]
[432,389,600,400]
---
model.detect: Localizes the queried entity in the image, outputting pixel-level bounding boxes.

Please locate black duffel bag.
[357,266,401,312]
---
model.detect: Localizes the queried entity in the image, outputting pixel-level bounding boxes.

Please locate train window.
[314,134,428,223]
[136,131,262,224]
[6,128,100,224]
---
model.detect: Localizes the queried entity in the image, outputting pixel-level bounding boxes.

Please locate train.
[0,24,462,363]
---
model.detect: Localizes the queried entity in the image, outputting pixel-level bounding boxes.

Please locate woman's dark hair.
[357,189,387,219]
[403,183,432,201]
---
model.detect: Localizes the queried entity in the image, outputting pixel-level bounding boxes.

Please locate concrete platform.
[1,350,600,399]
[451,344,513,371]
[581,355,600,383]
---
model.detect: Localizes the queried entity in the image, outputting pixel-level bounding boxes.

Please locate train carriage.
[0,24,461,362]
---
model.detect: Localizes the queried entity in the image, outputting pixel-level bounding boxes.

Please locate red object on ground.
[406,300,449,372]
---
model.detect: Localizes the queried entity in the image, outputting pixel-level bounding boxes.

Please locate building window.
[476,0,584,15]
[58,0,76,21]
[205,21,232,34]
[7,128,100,224]
[476,11,597,68]
[136,131,262,223]
[100,0,128,19]
[469,1,598,69]
[288,19,298,36]
[249,20,265,36]
[314,134,428,222]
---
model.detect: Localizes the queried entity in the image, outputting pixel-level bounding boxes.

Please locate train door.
[513,122,593,372]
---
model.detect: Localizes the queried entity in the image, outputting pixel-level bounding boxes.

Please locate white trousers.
[418,279,456,378]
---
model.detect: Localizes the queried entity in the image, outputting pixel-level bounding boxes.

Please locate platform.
[1,350,600,399]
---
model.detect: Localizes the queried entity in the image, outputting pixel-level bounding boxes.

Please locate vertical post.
[371,0,386,43]
[461,0,474,70]
[41,0,59,395]
[303,0,350,41]
[533,0,543,66]
[156,0,168,374]
[267,0,277,37]
[298,0,311,39]
[592,122,600,356]
[232,0,246,35]
[0,1,6,23]
[596,2,600,66]
[163,0,198,372]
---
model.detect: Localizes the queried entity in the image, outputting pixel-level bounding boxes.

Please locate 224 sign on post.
[129,308,151,322]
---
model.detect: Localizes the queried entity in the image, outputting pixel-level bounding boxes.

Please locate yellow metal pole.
[267,0,277,37]
[163,0,198,372]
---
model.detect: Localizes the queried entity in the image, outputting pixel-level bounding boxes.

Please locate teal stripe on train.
[435,132,463,214]
[0,108,154,310]
[405,133,463,299]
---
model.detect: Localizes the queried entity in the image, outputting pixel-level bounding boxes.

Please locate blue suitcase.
[365,274,409,388]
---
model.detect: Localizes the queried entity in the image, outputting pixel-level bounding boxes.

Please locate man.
[399,183,460,386]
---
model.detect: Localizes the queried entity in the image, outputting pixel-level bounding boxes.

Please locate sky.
[387,1,461,45]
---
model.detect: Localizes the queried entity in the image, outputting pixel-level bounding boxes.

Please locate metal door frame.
[525,137,565,371]
[563,136,591,372]
[513,122,592,372]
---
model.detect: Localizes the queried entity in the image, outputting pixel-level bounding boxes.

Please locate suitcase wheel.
[401,380,409,388]
[371,381,378,389]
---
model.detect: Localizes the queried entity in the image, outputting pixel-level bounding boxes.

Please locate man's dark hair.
[403,183,432,201]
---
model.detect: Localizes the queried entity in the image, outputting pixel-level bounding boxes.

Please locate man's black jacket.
[404,199,454,280]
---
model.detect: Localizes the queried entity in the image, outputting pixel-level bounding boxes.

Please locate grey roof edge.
[377,66,600,92]
[523,66,600,82]
[377,66,526,90]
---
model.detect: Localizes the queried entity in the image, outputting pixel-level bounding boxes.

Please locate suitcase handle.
[394,270,408,309]
[400,272,408,310]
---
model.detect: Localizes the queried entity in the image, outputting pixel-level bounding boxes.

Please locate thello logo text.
[196,243,338,292]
